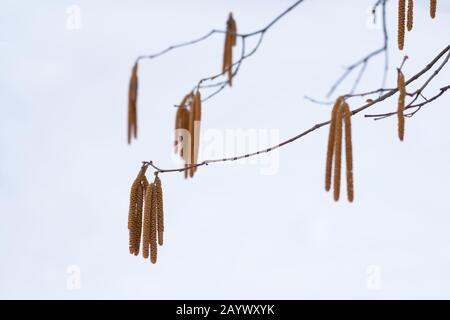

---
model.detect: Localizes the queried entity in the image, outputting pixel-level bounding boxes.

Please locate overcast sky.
[1,0,450,299]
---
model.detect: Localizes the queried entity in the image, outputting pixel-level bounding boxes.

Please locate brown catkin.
[128,165,148,254]
[150,182,158,264]
[227,43,233,86]
[128,179,140,254]
[407,0,414,31]
[155,175,164,246]
[222,32,230,75]
[133,177,147,255]
[127,63,138,144]
[142,182,153,259]
[222,13,237,86]
[397,70,406,141]
[430,0,437,19]
[183,94,194,178]
[180,106,190,159]
[342,103,354,202]
[325,97,344,192]
[189,94,196,178]
[193,90,202,174]
[227,26,233,87]
[333,105,343,202]
[398,0,406,50]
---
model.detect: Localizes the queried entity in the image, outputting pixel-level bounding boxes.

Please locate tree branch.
[325,0,389,98]
[145,44,450,174]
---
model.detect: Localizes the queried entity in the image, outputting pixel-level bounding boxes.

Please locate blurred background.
[0,0,449,299]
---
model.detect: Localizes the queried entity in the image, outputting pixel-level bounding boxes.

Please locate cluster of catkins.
[325,64,410,203]
[398,0,437,50]
[174,91,202,179]
[325,97,354,202]
[128,164,164,264]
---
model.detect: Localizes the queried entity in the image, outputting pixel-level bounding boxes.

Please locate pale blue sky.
[1,0,450,299]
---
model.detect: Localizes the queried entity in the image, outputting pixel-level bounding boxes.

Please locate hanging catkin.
[133,176,148,255]
[223,13,237,86]
[407,0,414,31]
[128,166,166,264]
[128,62,138,144]
[193,90,202,174]
[128,179,139,254]
[397,70,406,141]
[128,169,141,254]
[189,93,196,178]
[142,183,153,259]
[222,32,230,74]
[325,97,344,192]
[150,182,158,264]
[228,14,236,86]
[128,164,148,255]
[333,104,344,202]
[430,0,437,19]
[155,175,164,246]
[181,95,194,179]
[342,103,354,202]
[398,0,406,50]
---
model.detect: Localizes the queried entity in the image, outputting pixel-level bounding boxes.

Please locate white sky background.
[0,0,450,299]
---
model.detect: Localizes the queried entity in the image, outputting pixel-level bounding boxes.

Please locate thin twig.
[325,0,389,98]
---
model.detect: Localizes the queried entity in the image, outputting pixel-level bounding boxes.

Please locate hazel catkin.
[430,0,437,19]
[223,30,231,75]
[189,94,196,178]
[150,182,158,264]
[223,13,237,86]
[193,90,202,174]
[397,70,406,141]
[398,0,406,50]
[128,164,148,254]
[155,175,164,246]
[127,62,138,144]
[342,103,354,202]
[325,97,344,192]
[142,182,153,259]
[128,179,140,254]
[133,176,148,255]
[407,0,414,32]
[333,103,343,202]
[180,106,190,159]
